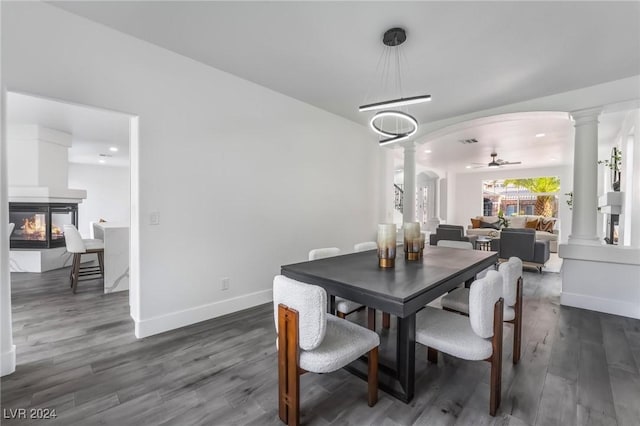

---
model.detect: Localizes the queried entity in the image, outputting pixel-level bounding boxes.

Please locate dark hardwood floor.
[1,264,639,425]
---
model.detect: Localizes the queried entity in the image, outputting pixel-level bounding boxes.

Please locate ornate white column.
[1,87,16,376]
[403,143,416,223]
[568,107,602,245]
[426,177,441,232]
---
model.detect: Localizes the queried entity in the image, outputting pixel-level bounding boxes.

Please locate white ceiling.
[7,92,130,167]
[50,1,640,127]
[403,111,574,173]
[43,1,639,172]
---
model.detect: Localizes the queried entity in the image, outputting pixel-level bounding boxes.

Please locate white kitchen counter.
[93,222,129,294]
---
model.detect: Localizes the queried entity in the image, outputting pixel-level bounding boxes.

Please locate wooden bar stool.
[63,225,104,293]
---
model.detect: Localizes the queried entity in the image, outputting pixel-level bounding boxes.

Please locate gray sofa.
[467,215,559,253]
[490,228,550,273]
[429,224,478,246]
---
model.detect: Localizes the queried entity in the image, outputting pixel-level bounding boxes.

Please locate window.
[482,177,560,217]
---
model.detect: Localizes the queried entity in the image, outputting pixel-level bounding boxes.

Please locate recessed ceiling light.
[99,159,106,164]
[424,149,432,154]
[109,146,119,152]
[550,157,557,161]
[535,133,545,138]
[465,165,472,169]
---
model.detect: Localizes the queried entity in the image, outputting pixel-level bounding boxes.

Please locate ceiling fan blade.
[502,161,522,165]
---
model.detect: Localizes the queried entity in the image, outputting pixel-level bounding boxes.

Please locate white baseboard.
[1,345,16,377]
[134,289,273,338]
[561,291,640,320]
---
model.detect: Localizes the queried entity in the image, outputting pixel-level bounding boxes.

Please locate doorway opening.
[4,90,140,351]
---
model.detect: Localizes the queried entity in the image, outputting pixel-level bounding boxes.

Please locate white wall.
[68,163,130,237]
[2,2,382,337]
[451,165,573,242]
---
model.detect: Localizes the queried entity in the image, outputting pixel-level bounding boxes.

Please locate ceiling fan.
[470,152,522,169]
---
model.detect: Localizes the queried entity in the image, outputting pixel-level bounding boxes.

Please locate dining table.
[280,245,498,403]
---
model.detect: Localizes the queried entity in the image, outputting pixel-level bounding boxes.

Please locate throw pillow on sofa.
[525,218,539,229]
[480,220,501,230]
[537,218,555,233]
[470,218,481,229]
[509,216,527,229]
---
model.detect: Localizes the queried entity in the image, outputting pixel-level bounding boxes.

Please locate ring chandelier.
[369,111,418,146]
[358,28,431,146]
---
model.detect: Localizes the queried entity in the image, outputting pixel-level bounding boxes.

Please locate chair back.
[354,241,377,252]
[308,247,340,261]
[469,270,503,338]
[437,240,473,250]
[499,228,535,260]
[273,275,327,351]
[8,223,15,236]
[499,257,522,307]
[63,225,86,253]
[435,226,464,242]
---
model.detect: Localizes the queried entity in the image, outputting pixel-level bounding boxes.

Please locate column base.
[1,344,16,377]
[567,235,603,246]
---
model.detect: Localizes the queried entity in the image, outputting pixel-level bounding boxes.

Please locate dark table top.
[281,246,497,318]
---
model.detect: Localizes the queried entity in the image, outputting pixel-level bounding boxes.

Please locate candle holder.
[404,222,421,261]
[377,224,397,268]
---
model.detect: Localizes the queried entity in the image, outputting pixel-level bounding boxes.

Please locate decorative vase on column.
[599,147,622,192]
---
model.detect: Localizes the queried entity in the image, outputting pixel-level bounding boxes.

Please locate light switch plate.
[149,212,160,225]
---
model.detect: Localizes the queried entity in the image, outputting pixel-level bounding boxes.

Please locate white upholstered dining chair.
[354,241,377,252]
[440,256,524,364]
[64,225,105,293]
[308,248,365,319]
[436,239,474,250]
[273,275,379,425]
[416,270,504,416]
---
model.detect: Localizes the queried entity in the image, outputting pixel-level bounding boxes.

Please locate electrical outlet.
[221,277,230,291]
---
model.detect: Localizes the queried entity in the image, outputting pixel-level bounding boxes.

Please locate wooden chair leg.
[97,250,105,276]
[490,350,502,416]
[367,308,376,331]
[513,277,523,364]
[278,305,300,426]
[382,312,390,329]
[70,253,77,287]
[489,298,504,416]
[427,346,438,364]
[368,346,378,407]
[72,254,81,294]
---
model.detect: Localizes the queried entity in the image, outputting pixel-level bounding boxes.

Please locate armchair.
[429,224,478,246]
[491,228,549,273]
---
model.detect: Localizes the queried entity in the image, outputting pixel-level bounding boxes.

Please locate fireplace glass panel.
[10,210,48,242]
[52,208,75,242]
[9,203,78,249]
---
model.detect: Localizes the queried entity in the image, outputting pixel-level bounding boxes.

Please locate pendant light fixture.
[359,27,431,146]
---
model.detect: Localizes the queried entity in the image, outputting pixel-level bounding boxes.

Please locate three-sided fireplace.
[9,203,78,249]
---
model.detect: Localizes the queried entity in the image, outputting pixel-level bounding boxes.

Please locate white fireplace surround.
[8,125,87,273]
[7,125,86,204]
